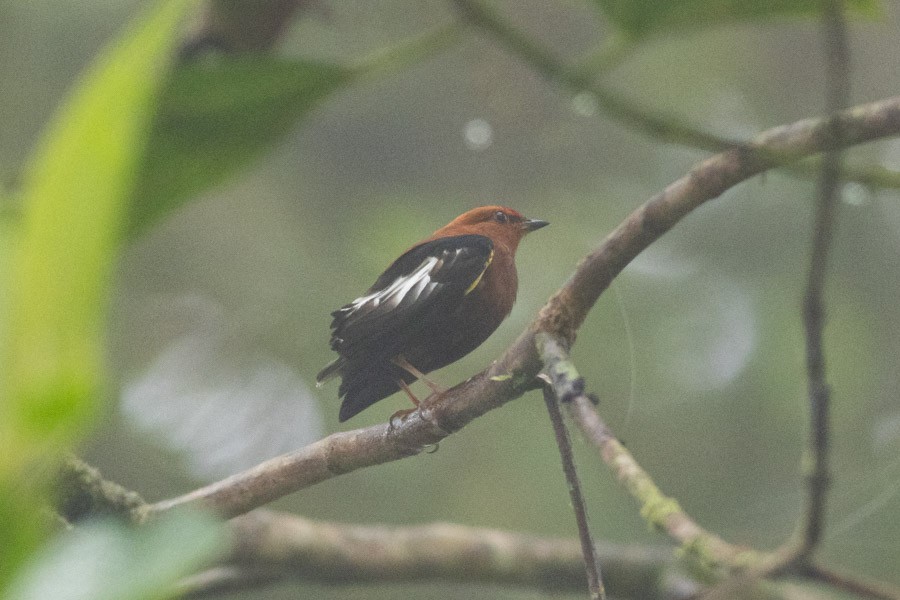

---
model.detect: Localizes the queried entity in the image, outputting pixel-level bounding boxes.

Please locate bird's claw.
[388,407,418,430]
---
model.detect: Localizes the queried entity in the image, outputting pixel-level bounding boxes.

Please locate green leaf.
[1,3,190,588]
[1,0,190,472]
[6,510,226,600]
[130,58,352,233]
[595,0,882,39]
[0,201,14,353]
[0,494,45,600]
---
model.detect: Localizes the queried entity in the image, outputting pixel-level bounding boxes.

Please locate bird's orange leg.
[393,356,445,395]
[397,378,421,407]
[389,378,421,427]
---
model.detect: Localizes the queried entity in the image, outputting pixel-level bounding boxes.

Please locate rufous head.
[433,206,548,252]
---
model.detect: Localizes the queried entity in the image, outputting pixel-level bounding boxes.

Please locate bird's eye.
[493,211,508,223]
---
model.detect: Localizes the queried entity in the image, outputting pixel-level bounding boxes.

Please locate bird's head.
[436,206,549,252]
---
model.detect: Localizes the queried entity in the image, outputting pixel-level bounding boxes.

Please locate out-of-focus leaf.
[0,200,14,355]
[0,494,43,600]
[7,510,225,600]
[0,0,189,589]
[595,0,881,39]
[129,59,353,233]
[2,0,189,467]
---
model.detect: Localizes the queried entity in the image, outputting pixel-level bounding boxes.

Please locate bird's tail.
[315,358,343,387]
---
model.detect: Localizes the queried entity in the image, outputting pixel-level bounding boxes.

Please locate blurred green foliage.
[0,0,223,596]
[131,59,352,233]
[6,509,225,600]
[3,0,189,470]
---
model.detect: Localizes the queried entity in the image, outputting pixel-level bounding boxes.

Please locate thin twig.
[796,0,850,560]
[568,395,761,572]
[447,0,900,190]
[571,33,634,79]
[540,376,605,599]
[448,0,729,148]
[348,22,465,79]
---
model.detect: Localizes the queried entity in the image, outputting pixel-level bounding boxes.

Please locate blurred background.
[2,0,899,597]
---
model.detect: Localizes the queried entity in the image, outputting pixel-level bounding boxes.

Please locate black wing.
[325,234,494,365]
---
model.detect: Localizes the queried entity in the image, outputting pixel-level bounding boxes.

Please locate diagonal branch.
[448,0,731,149]
[541,378,605,599]
[536,333,761,574]
[448,0,900,191]
[145,95,900,521]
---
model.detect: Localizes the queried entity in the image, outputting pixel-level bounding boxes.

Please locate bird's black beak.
[522,218,549,232]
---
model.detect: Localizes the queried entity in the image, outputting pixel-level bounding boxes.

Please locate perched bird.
[317,206,548,422]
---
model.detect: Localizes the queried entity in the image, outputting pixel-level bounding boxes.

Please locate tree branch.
[186,510,688,598]
[144,95,900,522]
[448,0,900,191]
[792,0,850,561]
[55,459,693,598]
[541,378,605,599]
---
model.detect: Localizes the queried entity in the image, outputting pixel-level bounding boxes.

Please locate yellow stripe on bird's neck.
[465,249,494,295]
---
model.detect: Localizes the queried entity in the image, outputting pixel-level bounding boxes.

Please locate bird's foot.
[388,407,418,430]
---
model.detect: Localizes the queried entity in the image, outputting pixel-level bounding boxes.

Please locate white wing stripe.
[345,256,439,317]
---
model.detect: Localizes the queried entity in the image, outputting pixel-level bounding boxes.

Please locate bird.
[316,205,549,422]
